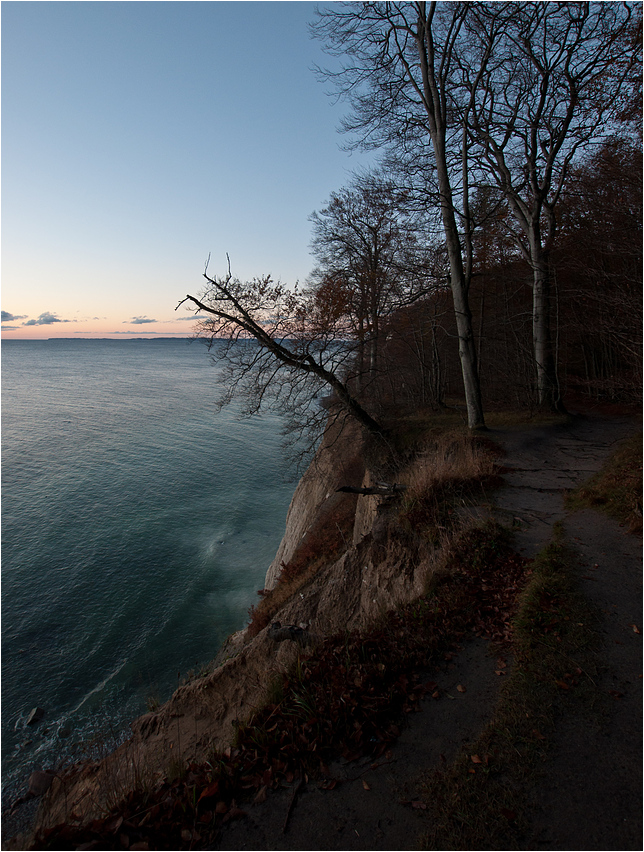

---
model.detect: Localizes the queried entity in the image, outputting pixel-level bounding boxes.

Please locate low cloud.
[1,325,21,330]
[126,316,157,325]
[23,312,70,326]
[2,311,28,322]
[176,314,205,320]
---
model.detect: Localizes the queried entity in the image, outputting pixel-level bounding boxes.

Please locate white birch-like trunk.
[529,237,563,411]
[435,142,485,428]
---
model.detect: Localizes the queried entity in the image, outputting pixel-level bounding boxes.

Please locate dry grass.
[396,431,502,544]
[565,430,642,532]
[401,431,499,497]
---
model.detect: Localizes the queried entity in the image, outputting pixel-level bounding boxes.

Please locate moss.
[421,525,601,850]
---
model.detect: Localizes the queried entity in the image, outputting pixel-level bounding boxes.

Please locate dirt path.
[214,412,642,851]
[526,508,642,850]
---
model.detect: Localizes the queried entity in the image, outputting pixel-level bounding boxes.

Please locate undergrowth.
[398,431,503,544]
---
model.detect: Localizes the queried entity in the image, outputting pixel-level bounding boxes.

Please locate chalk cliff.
[264,419,366,589]
[34,421,439,836]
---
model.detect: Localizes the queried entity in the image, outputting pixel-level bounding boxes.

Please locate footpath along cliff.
[9,407,642,850]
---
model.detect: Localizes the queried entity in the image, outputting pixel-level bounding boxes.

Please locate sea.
[1,337,299,801]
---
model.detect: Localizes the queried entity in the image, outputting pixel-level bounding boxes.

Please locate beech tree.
[309,171,438,396]
[177,261,385,447]
[312,1,492,429]
[555,137,643,397]
[462,1,640,410]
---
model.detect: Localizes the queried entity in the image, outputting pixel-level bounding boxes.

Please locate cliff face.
[35,422,440,835]
[264,419,366,589]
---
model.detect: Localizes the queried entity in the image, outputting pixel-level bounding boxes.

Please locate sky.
[2,1,375,339]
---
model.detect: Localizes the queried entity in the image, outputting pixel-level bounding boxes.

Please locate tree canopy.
[181,1,642,449]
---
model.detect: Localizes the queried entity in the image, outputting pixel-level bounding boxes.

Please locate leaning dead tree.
[177,260,385,445]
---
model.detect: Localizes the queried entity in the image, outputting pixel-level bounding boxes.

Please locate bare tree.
[312,1,492,429]
[462,1,640,410]
[177,261,385,449]
[555,137,643,398]
[309,170,438,397]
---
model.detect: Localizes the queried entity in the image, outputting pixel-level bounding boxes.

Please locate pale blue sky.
[2,1,374,337]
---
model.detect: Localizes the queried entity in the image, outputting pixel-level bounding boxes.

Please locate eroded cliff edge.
[33,418,447,834]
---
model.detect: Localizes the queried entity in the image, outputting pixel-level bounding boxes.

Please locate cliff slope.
[14,411,642,851]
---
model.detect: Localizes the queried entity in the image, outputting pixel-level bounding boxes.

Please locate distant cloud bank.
[127,316,157,325]
[2,311,27,321]
[22,311,70,326]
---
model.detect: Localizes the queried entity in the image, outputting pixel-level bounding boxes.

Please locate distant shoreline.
[2,337,193,342]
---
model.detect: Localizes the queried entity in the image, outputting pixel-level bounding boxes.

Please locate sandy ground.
[213,411,642,851]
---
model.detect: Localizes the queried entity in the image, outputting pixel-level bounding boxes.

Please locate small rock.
[26,707,45,726]
[268,622,310,644]
[28,770,55,797]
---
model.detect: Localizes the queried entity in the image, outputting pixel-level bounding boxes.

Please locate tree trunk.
[314,358,385,437]
[435,146,486,428]
[416,7,486,430]
[530,241,565,412]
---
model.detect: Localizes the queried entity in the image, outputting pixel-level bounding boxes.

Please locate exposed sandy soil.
[213,411,642,851]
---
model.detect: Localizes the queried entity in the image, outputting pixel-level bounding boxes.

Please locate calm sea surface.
[1,338,297,797]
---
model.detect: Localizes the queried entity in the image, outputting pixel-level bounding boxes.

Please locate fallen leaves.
[401,799,427,810]
[38,524,533,850]
[500,807,517,822]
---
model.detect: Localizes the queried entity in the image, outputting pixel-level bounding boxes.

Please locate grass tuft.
[565,431,642,532]
[398,431,502,544]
